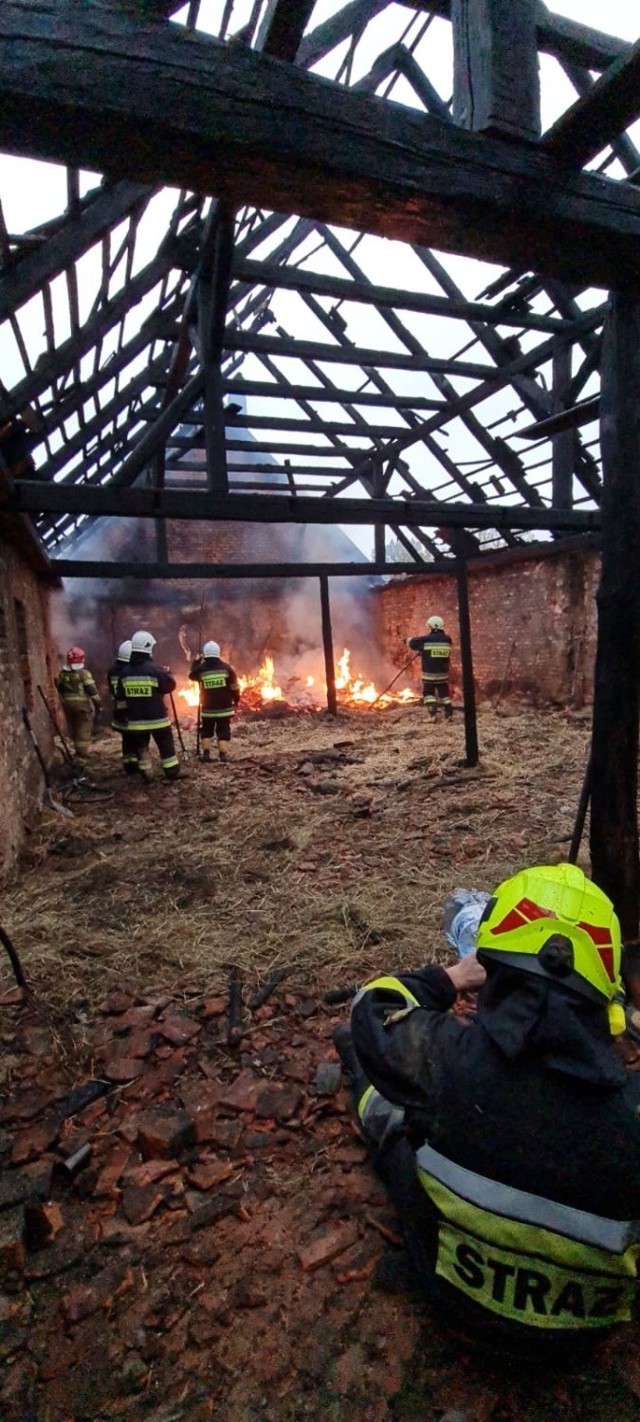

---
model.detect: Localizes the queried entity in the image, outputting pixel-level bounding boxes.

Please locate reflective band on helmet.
[352,976,420,1009]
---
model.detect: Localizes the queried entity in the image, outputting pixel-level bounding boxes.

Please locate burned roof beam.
[225,331,501,380]
[403,1,631,71]
[6,482,601,532]
[543,38,640,169]
[50,559,450,578]
[232,258,596,335]
[0,179,150,325]
[516,397,600,439]
[223,380,444,411]
[3,4,640,288]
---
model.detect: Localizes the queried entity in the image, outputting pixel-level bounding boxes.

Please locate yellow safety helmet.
[476,863,622,1010]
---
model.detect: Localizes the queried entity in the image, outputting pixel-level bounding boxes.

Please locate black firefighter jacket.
[407,630,452,683]
[350,965,640,1350]
[188,656,240,721]
[117,654,176,732]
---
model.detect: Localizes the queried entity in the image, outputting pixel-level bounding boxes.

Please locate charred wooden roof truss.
[0,0,639,574]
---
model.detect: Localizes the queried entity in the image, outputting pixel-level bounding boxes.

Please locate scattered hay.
[2,705,590,1037]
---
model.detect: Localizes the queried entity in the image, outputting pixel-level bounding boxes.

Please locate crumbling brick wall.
[0,540,55,879]
[372,545,600,708]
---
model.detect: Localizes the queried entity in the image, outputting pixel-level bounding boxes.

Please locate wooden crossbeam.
[2,3,640,287]
[403,1,630,71]
[225,331,502,379]
[232,258,595,334]
[223,380,444,410]
[5,481,601,531]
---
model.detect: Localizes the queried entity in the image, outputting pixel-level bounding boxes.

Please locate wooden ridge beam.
[232,257,597,334]
[2,4,640,287]
[5,481,601,531]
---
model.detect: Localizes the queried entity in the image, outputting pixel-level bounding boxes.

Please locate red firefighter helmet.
[67,646,85,668]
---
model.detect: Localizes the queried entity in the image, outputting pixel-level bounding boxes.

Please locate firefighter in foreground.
[107,638,131,744]
[117,630,181,781]
[55,646,101,765]
[406,613,453,719]
[334,863,640,1357]
[189,640,240,763]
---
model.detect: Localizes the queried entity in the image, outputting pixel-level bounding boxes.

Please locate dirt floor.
[2,704,640,1422]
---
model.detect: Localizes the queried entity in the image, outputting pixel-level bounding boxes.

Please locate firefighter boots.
[201,748,211,763]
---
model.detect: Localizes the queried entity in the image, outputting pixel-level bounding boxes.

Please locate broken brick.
[122,1182,166,1226]
[186,1159,234,1192]
[256,1083,303,1123]
[137,1105,195,1160]
[217,1071,259,1114]
[11,1117,60,1166]
[199,997,227,1019]
[60,1262,134,1323]
[23,1200,64,1252]
[0,1087,54,1124]
[102,1056,145,1083]
[297,1223,359,1272]
[157,1012,200,1046]
[0,1207,26,1277]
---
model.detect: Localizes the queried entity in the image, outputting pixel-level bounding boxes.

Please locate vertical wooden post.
[590,293,640,938]
[552,342,574,512]
[319,574,337,716]
[454,531,479,768]
[452,0,540,142]
[197,204,235,495]
[153,446,168,564]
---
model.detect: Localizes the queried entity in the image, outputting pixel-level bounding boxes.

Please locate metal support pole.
[319,574,337,716]
[454,530,479,768]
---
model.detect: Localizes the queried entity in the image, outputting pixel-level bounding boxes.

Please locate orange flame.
[176,647,418,716]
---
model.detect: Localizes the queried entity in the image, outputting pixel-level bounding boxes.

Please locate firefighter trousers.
[422,679,452,717]
[121,726,180,779]
[61,705,93,761]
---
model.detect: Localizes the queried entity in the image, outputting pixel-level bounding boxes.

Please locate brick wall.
[372,545,600,708]
[0,539,56,879]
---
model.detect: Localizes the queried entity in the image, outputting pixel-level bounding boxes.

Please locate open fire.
[177,648,418,715]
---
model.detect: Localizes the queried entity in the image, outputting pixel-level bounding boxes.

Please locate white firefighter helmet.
[426,615,445,630]
[203,640,221,658]
[131,630,156,654]
[117,639,132,662]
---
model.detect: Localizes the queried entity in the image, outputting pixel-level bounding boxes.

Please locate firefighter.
[55,646,101,765]
[406,614,453,719]
[334,863,640,1358]
[107,639,131,736]
[189,640,240,763]
[118,630,181,781]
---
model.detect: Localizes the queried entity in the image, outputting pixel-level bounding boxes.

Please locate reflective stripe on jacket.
[350,966,640,1339]
[118,656,175,731]
[108,658,129,731]
[56,666,99,708]
[408,631,452,682]
[189,656,240,717]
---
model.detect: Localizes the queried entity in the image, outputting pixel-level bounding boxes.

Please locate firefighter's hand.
[445,954,486,993]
